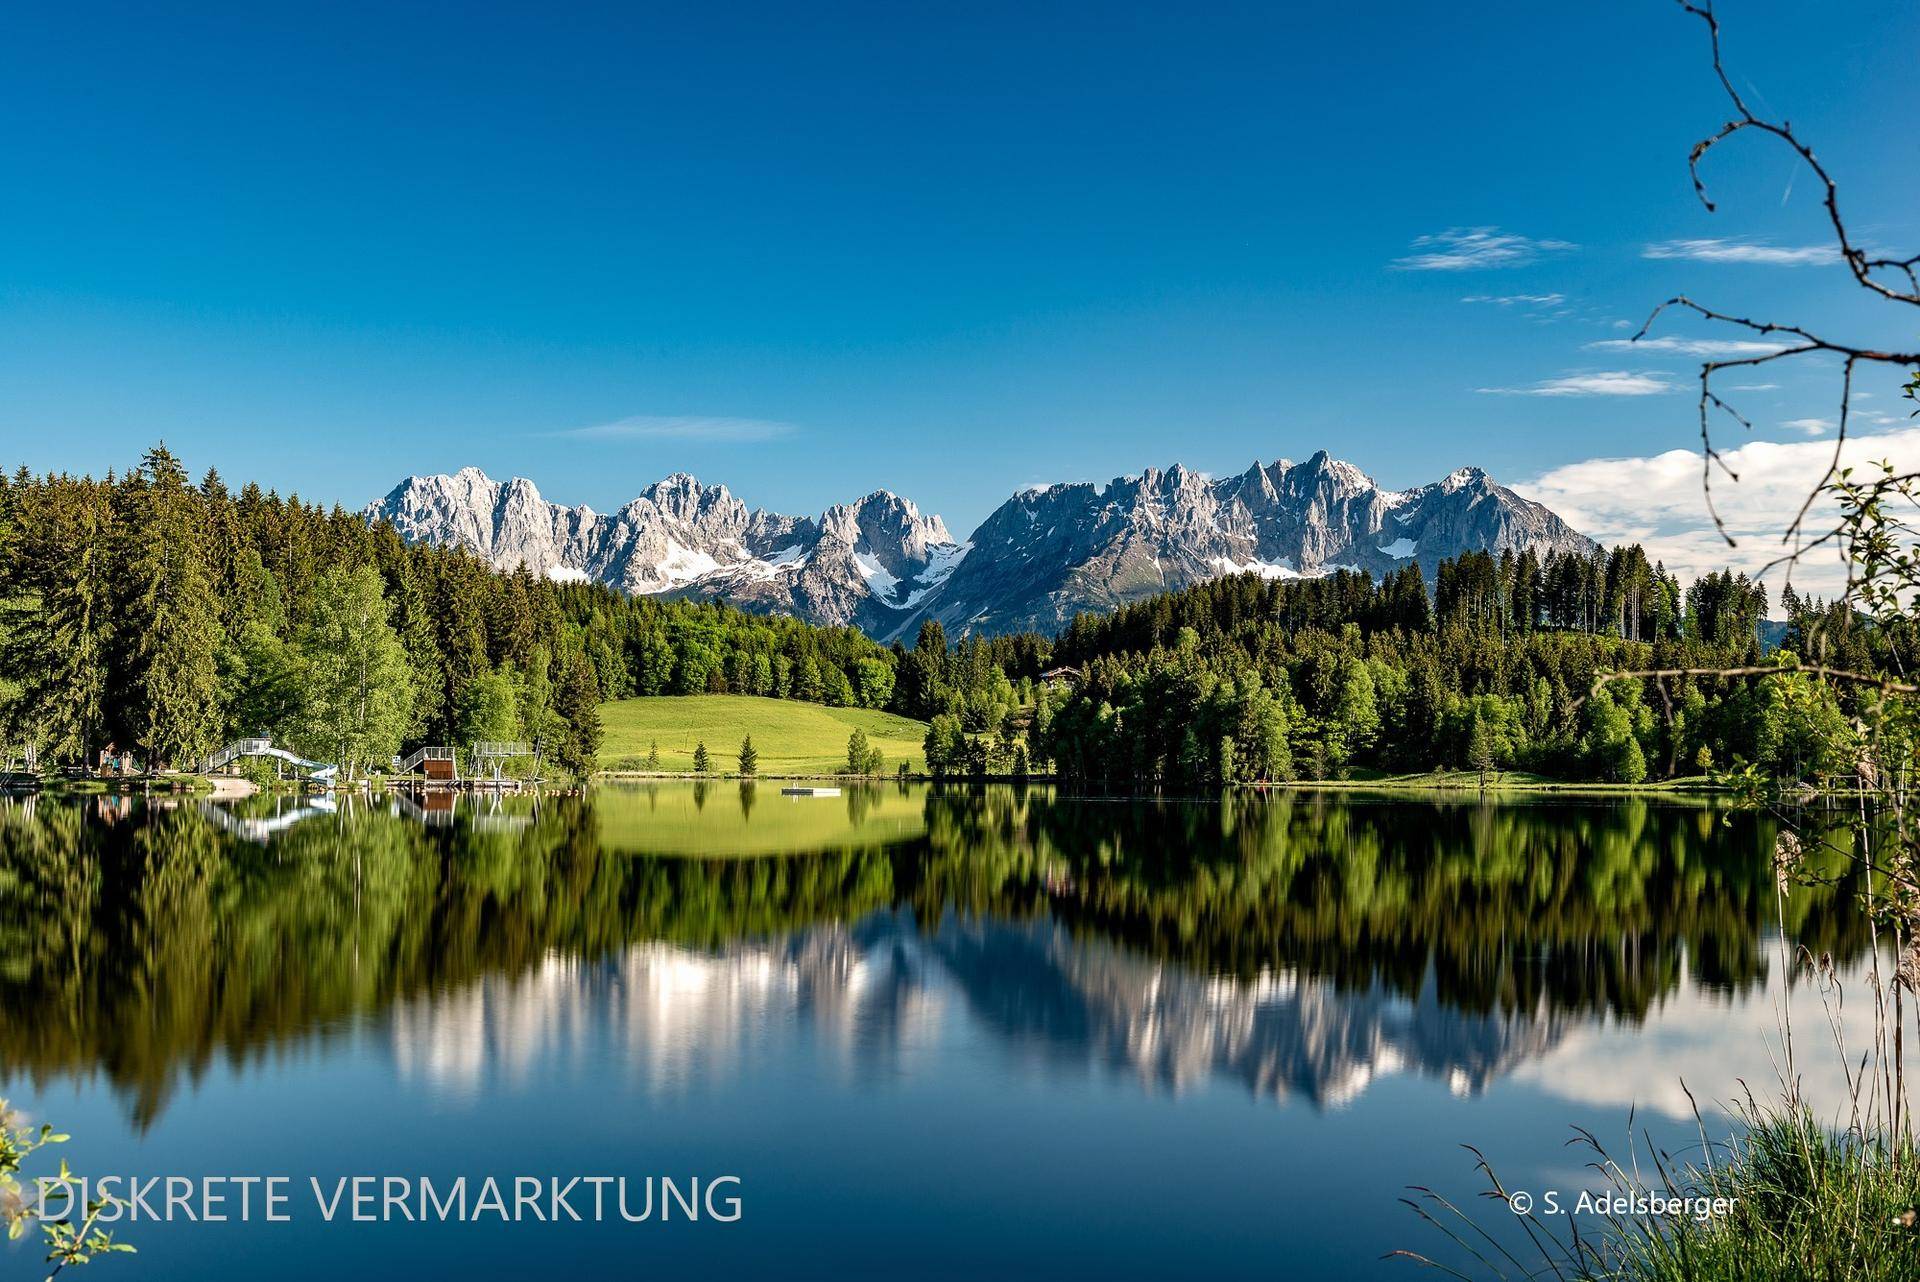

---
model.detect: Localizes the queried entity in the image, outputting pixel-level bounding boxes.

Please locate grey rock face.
[365,451,1594,636]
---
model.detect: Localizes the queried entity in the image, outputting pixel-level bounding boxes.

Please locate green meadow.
[598,694,930,776]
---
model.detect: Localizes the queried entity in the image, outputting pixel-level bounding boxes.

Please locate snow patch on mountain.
[853,552,900,599]
[658,543,723,585]
[1209,555,1302,580]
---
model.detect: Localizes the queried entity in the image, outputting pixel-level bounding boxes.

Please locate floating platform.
[780,786,841,797]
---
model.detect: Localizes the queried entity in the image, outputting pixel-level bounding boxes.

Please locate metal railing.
[393,745,457,773]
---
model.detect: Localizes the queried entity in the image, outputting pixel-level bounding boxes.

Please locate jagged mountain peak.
[1293,449,1373,490]
[639,470,715,497]
[822,490,952,543]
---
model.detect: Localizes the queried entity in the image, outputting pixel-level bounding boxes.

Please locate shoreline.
[1257,771,1729,797]
[2,770,1810,803]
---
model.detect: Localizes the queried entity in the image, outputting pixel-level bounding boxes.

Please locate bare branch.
[1630,297,1917,554]
[1675,0,1920,307]
[1650,3,1920,586]
[1512,0,1920,605]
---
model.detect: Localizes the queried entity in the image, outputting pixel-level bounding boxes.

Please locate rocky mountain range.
[365,452,1597,637]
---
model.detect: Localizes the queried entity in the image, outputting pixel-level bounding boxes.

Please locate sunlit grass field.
[598,694,929,775]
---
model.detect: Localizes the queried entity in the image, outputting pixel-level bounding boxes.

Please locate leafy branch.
[1,1100,135,1280]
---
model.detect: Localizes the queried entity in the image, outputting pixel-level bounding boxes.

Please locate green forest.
[1023,552,1893,789]
[0,446,1898,789]
[0,447,906,780]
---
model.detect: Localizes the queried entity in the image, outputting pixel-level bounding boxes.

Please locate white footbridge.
[199,737,339,784]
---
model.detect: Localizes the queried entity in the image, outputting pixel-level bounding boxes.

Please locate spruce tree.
[33,480,115,764]
[737,735,758,777]
[114,446,225,769]
[692,741,711,774]
[551,646,603,778]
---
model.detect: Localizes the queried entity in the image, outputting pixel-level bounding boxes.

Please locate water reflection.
[195,794,338,842]
[0,788,1873,1126]
[390,925,946,1098]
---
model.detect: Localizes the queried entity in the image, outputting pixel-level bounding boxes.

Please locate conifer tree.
[550,646,602,778]
[692,741,711,774]
[737,735,758,777]
[113,446,224,769]
[30,480,115,764]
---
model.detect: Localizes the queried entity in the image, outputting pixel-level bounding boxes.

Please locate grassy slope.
[598,694,929,775]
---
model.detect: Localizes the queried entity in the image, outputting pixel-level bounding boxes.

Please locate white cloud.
[1461,292,1567,306]
[1585,336,1787,358]
[1392,227,1576,271]
[1513,956,1898,1124]
[1782,417,1833,436]
[556,415,796,443]
[1478,371,1675,397]
[1515,426,1920,593]
[1643,238,1839,266]
[1727,382,1780,391]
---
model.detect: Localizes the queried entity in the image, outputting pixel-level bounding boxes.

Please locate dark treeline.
[0,446,607,777]
[1023,547,1890,789]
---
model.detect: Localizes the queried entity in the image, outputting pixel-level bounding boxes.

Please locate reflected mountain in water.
[390,924,945,1095]
[0,787,1873,1123]
[930,917,1566,1106]
[386,914,1564,1110]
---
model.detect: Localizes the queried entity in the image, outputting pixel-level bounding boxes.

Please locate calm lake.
[0,785,1887,1278]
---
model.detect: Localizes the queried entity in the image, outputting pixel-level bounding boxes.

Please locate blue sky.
[2,0,1915,574]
